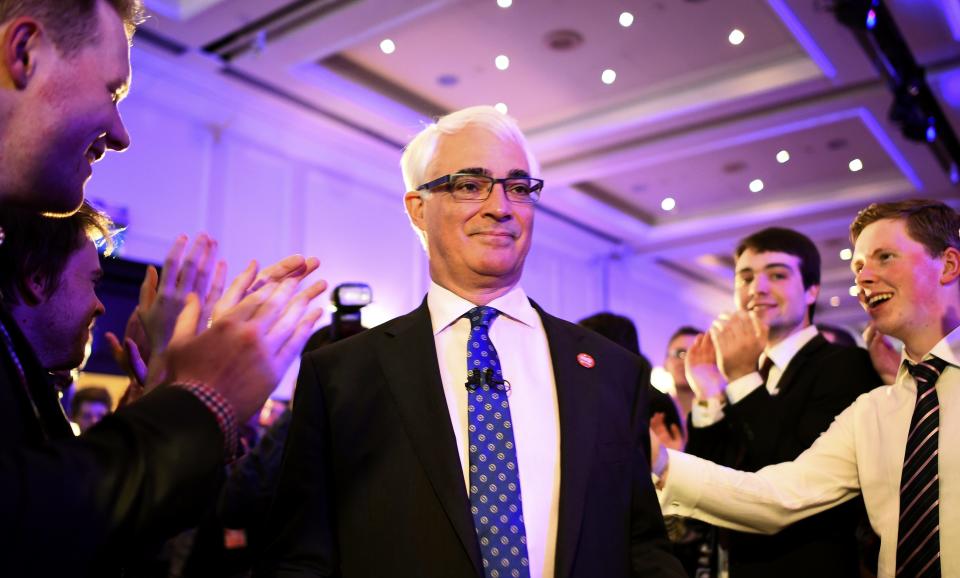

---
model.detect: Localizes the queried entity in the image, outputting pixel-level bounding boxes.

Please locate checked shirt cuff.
[172,381,238,460]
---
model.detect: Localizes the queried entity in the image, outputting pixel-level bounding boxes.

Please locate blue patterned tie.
[464,306,530,578]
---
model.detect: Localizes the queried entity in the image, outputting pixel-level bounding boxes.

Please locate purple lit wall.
[84,46,721,394]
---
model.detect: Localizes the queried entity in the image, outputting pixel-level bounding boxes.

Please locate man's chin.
[37,186,85,217]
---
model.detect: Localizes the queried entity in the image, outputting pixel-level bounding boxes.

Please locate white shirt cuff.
[691,396,727,427]
[724,371,764,405]
[657,449,705,516]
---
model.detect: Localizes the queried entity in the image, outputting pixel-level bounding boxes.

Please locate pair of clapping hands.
[681,312,901,398]
[650,310,901,463]
[106,234,326,421]
[649,311,768,453]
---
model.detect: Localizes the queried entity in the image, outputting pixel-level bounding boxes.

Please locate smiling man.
[0,0,134,214]
[678,227,881,577]
[655,199,960,578]
[0,200,111,445]
[261,106,684,578]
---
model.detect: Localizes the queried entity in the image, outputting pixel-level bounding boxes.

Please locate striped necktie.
[897,356,949,577]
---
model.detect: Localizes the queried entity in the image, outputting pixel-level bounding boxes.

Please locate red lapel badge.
[577,353,595,368]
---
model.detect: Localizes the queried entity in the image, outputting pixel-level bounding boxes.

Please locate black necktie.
[897,356,949,577]
[759,357,775,385]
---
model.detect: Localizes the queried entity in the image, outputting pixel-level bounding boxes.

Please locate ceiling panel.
[340,0,805,129]
[591,115,904,223]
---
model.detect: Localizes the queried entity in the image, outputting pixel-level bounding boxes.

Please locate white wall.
[85,45,721,392]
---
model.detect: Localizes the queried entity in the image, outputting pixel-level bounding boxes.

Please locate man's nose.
[482,182,514,219]
[106,108,131,152]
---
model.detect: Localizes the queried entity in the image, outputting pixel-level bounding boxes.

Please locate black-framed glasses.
[668,349,687,360]
[416,173,544,204]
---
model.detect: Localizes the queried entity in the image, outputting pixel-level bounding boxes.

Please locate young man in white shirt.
[656,199,960,578]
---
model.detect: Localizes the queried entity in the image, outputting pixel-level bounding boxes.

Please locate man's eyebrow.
[762,262,794,271]
[112,79,131,102]
[507,168,530,178]
[458,167,491,176]
[736,263,793,275]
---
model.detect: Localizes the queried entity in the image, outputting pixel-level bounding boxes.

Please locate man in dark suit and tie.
[260,106,684,578]
[679,227,882,577]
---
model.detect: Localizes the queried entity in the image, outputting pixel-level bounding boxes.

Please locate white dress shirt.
[692,325,819,427]
[428,282,561,578]
[660,323,960,578]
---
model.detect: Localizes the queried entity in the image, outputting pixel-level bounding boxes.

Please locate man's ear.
[940,247,960,285]
[805,283,821,306]
[404,190,427,232]
[3,18,43,89]
[20,271,47,306]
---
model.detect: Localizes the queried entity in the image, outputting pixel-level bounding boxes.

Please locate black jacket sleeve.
[0,386,226,575]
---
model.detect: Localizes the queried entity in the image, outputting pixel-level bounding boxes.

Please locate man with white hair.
[261,106,684,578]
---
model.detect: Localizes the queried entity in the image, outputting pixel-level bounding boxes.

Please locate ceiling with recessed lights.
[139,0,959,328]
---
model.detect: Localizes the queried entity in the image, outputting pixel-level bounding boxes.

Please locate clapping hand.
[710,310,768,381]
[863,322,900,384]
[684,331,727,400]
[108,234,226,404]
[161,263,327,421]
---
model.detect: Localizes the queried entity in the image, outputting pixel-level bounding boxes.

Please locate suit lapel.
[775,334,828,396]
[377,300,483,576]
[534,303,599,578]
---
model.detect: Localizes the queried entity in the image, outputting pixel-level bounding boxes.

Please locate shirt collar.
[765,324,819,370]
[427,281,538,336]
[896,322,960,383]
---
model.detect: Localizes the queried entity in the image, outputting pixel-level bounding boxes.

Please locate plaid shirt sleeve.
[172,381,238,459]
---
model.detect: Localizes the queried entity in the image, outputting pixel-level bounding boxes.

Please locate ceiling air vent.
[544,29,584,52]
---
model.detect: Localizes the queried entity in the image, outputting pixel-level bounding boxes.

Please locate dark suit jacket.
[0,307,227,577]
[260,299,684,578]
[685,332,882,578]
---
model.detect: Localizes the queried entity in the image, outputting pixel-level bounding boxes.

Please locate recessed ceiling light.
[728,28,745,45]
[619,11,635,27]
[494,102,508,114]
[849,158,864,172]
[776,150,790,164]
[497,0,512,7]
[749,178,764,193]
[495,54,510,71]
[830,296,841,307]
[840,248,852,260]
[661,197,676,211]
[849,285,860,297]
[601,68,617,85]
[379,38,396,54]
